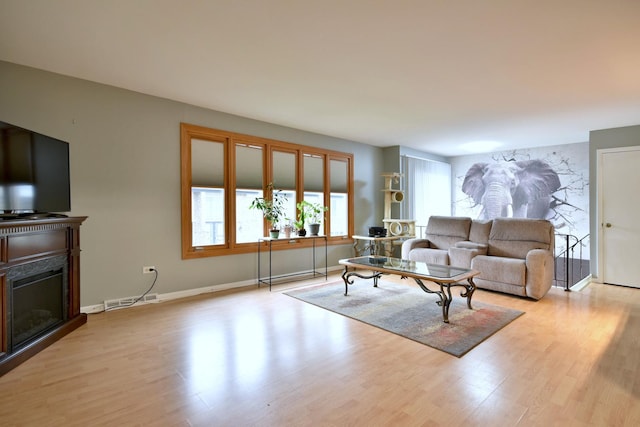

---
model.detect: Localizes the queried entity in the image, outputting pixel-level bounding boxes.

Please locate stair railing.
[554,233,590,291]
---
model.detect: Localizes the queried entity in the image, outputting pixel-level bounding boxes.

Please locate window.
[329,158,349,236]
[189,137,225,248]
[181,123,354,258]
[235,143,264,244]
[401,155,451,231]
[192,187,225,246]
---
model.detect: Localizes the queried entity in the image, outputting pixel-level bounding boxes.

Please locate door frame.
[596,145,640,285]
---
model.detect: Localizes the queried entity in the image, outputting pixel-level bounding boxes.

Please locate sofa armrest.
[401,238,431,259]
[525,249,554,299]
[449,246,485,269]
[454,241,488,252]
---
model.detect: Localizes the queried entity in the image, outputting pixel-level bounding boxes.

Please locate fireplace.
[8,256,68,351]
[0,217,87,376]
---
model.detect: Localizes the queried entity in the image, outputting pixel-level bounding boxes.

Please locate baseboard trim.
[570,274,593,292]
[81,265,343,314]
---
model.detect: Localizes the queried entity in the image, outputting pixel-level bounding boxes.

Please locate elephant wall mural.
[461,159,561,220]
[452,143,589,240]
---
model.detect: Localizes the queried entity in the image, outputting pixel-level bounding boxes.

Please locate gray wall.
[589,124,640,280]
[0,60,384,307]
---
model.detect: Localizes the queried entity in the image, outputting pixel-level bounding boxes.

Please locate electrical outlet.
[142,266,156,274]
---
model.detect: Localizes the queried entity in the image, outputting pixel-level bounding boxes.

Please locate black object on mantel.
[0,212,69,221]
[368,226,387,237]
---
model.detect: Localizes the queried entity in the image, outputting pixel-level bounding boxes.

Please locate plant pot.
[297,228,307,237]
[309,223,320,236]
[269,229,280,239]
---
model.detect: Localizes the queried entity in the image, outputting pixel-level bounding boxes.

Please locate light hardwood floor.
[0,274,639,426]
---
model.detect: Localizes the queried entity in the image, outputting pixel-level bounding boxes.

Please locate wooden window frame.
[181,123,354,259]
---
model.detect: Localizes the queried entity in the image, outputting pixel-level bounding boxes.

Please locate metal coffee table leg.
[341,266,383,296]
[414,278,476,323]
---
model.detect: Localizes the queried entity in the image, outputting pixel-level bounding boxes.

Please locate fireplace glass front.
[11,268,65,350]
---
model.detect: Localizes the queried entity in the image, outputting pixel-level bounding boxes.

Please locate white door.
[599,147,640,288]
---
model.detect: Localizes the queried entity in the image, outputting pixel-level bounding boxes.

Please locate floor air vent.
[104,293,158,310]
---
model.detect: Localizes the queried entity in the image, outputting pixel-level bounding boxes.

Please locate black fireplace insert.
[7,255,68,352]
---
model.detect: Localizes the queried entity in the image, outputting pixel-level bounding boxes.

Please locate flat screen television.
[0,121,71,216]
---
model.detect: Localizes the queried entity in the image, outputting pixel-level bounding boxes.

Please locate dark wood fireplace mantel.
[0,216,87,376]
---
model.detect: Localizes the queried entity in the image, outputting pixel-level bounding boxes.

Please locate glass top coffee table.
[339,256,480,323]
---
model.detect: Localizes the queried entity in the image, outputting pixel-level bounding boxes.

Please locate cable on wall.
[104,268,159,312]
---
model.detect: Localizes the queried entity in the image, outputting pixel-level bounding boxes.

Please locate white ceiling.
[2,0,640,156]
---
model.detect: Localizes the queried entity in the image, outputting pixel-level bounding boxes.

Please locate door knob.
[605,223,612,228]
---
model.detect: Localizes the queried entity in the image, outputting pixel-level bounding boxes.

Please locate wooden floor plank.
[0,275,638,426]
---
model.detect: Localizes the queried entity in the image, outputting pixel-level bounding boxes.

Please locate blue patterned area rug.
[284,279,524,357]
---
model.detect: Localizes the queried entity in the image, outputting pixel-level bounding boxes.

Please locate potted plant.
[294,201,309,236]
[295,200,328,236]
[306,202,328,236]
[249,183,287,238]
[282,218,294,238]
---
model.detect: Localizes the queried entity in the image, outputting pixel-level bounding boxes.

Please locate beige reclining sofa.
[401,216,555,300]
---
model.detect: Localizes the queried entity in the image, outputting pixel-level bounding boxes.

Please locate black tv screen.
[0,121,71,214]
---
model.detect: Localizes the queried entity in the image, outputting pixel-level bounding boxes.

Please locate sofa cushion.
[425,216,471,249]
[487,218,553,259]
[469,220,492,245]
[472,255,526,286]
[449,246,485,269]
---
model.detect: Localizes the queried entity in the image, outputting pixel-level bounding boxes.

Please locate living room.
[1,1,640,425]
